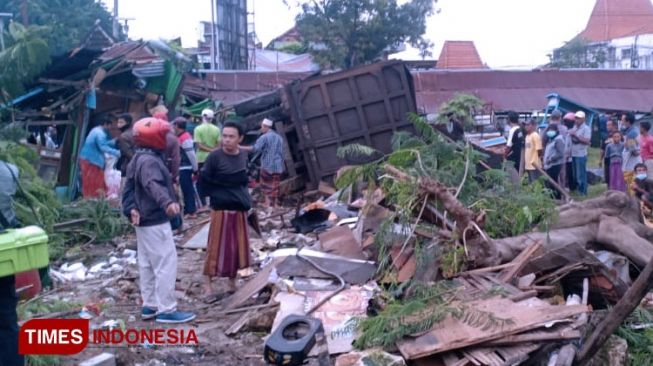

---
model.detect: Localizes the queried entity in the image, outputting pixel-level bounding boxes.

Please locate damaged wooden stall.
[5,33,190,199]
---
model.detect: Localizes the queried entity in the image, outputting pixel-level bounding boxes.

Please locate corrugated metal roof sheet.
[98,42,157,62]
[132,60,166,78]
[413,69,653,113]
[183,72,311,104]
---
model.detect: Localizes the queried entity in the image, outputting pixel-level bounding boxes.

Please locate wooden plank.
[390,245,413,269]
[433,344,540,366]
[397,254,417,283]
[457,263,514,276]
[318,226,364,259]
[485,327,581,346]
[396,297,589,360]
[499,241,542,283]
[225,309,257,336]
[224,258,282,310]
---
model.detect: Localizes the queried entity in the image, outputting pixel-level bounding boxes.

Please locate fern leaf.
[337,144,379,159]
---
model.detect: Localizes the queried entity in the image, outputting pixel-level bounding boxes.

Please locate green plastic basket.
[0,226,49,277]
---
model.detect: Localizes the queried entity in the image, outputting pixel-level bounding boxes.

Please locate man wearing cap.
[241,118,285,209]
[569,111,592,195]
[194,109,221,205]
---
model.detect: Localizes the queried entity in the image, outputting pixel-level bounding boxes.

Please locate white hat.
[262,118,274,127]
[201,109,215,119]
[574,111,586,119]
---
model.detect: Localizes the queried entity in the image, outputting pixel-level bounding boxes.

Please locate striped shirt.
[254,130,285,174]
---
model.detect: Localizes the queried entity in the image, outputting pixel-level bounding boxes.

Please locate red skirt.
[203,210,250,278]
[80,159,106,199]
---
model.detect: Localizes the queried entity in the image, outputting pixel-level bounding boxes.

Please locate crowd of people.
[77,108,286,323]
[505,109,653,208]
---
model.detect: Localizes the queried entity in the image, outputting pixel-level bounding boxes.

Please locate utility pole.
[210,0,217,70]
[119,18,135,40]
[112,0,120,39]
[215,0,220,70]
[0,13,12,51]
[20,0,27,25]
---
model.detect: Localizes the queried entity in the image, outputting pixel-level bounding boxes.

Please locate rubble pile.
[17,117,653,366]
[220,118,653,366]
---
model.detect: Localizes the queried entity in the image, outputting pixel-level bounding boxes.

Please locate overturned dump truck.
[233,61,418,189]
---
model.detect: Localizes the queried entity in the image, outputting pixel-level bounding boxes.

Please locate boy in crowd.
[122,117,195,323]
[524,119,543,182]
[632,163,653,210]
[505,111,524,172]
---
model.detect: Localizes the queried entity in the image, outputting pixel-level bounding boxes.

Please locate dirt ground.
[36,209,306,366]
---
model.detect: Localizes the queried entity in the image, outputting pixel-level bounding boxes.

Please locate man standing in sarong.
[199,122,252,301]
[241,118,285,209]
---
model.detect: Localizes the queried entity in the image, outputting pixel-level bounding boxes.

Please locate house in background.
[189,22,319,72]
[435,41,487,69]
[266,26,302,51]
[552,0,653,69]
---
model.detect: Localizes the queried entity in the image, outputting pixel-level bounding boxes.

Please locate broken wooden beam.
[52,218,88,231]
[38,78,86,87]
[499,241,542,283]
[485,328,581,346]
[535,165,571,203]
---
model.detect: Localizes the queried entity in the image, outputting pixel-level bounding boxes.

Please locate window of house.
[621,48,632,59]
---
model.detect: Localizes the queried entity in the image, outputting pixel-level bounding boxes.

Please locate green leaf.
[337,144,380,159]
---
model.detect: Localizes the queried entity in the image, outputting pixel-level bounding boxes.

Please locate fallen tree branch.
[384,164,496,265]
[393,195,429,268]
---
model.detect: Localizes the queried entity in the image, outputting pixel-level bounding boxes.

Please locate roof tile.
[578,0,653,42]
[435,41,485,69]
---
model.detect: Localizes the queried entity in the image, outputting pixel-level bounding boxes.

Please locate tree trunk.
[478,191,653,269]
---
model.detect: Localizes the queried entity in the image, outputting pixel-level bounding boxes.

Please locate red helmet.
[133,117,170,150]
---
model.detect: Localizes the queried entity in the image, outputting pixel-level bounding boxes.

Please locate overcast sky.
[101,0,605,69]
